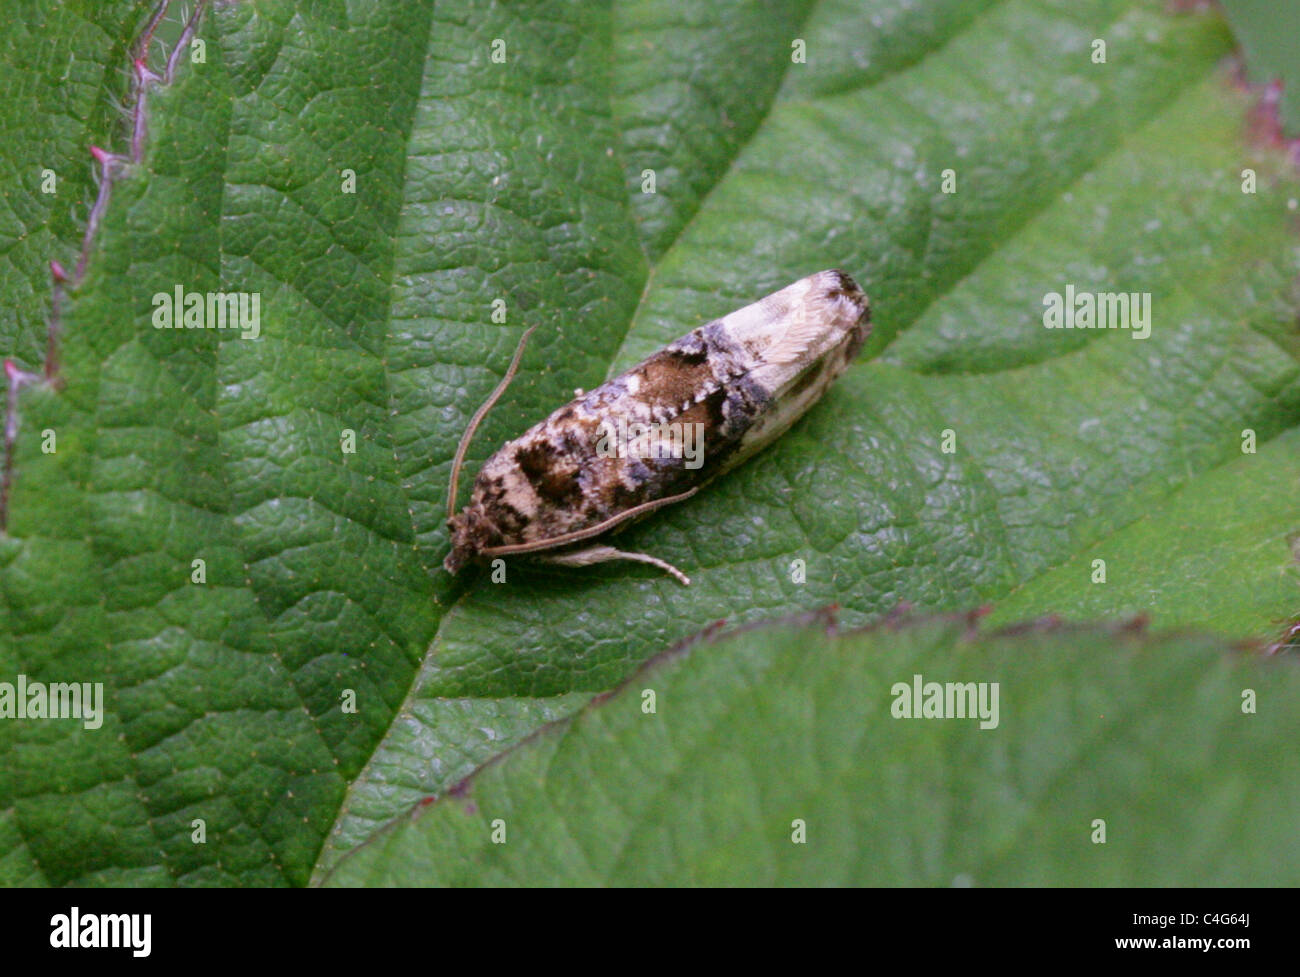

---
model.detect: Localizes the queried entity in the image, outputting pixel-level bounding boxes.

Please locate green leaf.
[323,616,1300,886]
[0,0,154,366]
[987,427,1300,636]
[1220,0,1300,137]
[0,0,1297,886]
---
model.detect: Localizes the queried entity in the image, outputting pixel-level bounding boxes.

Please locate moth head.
[444,504,499,571]
[444,506,483,575]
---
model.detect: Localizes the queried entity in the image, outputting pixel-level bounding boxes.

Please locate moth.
[444,269,870,585]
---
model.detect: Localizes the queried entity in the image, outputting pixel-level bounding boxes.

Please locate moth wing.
[760,305,838,365]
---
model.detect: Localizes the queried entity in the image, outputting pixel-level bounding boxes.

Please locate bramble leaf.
[0,0,1295,886]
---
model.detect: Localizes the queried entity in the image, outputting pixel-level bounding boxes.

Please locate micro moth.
[444,269,870,585]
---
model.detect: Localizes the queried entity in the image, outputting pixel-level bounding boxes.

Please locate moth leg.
[535,545,691,586]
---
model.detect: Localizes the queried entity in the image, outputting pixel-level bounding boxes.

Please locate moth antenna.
[446,325,536,519]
